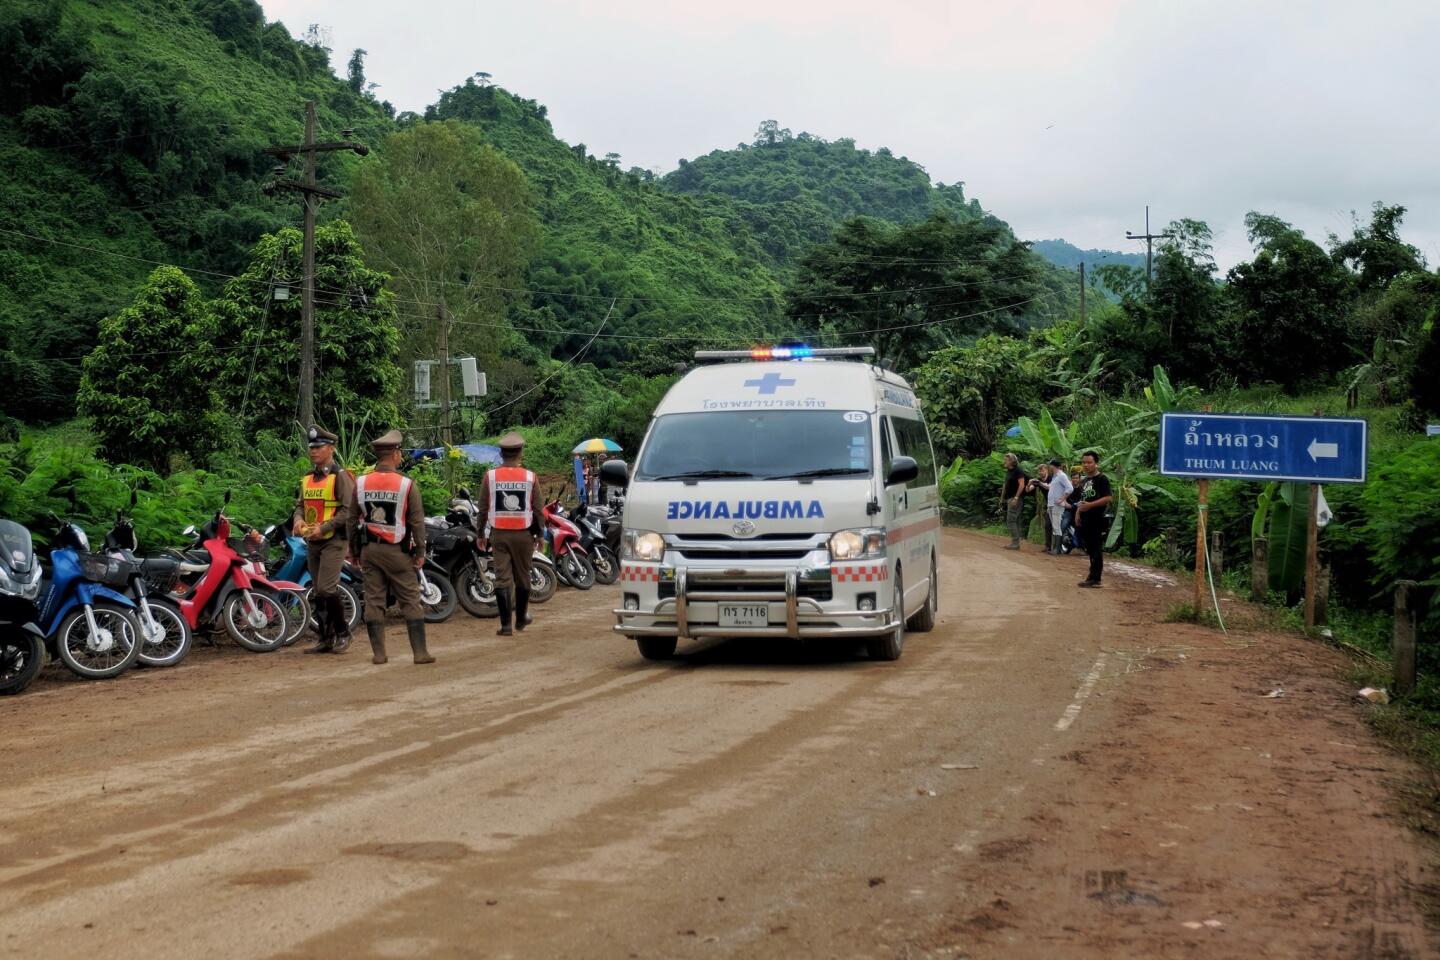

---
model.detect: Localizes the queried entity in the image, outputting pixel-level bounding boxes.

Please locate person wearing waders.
[478,432,542,636]
[294,426,356,654]
[355,430,434,664]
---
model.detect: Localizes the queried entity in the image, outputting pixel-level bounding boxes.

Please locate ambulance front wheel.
[867,569,905,661]
[637,636,677,661]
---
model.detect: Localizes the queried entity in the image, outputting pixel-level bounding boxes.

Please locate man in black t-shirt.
[1000,453,1028,549]
[1073,450,1114,587]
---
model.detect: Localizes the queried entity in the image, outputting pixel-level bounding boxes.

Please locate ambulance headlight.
[623,529,665,562]
[828,528,886,561]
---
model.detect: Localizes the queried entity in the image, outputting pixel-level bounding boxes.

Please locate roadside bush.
[939,453,1006,526]
[1363,437,1440,627]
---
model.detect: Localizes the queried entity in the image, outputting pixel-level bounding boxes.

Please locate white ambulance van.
[602,345,941,662]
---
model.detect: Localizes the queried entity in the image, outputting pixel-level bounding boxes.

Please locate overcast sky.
[261,0,1440,270]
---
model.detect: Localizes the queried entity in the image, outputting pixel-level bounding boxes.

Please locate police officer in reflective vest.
[478,432,541,636]
[355,429,434,665]
[293,425,356,654]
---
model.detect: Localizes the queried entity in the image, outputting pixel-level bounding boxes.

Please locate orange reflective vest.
[300,472,340,540]
[355,471,413,544]
[486,466,536,531]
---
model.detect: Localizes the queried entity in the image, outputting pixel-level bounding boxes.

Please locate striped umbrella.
[572,438,623,454]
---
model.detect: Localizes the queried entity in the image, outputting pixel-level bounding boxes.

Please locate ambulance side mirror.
[599,459,629,490]
[886,456,918,486]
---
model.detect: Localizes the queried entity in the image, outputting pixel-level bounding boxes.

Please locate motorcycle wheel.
[304,583,359,635]
[590,545,620,586]
[222,590,288,652]
[455,561,498,619]
[0,631,44,695]
[562,551,596,590]
[529,561,558,604]
[421,570,457,623]
[278,589,311,646]
[135,598,193,668]
[56,603,142,679]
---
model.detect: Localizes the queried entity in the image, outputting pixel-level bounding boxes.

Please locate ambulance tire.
[906,553,937,633]
[637,637,677,661]
[867,570,905,661]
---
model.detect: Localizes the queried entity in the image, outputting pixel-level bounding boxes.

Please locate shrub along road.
[0,529,1434,958]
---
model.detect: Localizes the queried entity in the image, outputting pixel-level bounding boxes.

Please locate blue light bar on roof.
[692,346,876,362]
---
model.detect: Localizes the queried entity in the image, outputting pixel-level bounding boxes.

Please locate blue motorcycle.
[39,520,143,679]
[0,519,46,695]
[262,523,363,637]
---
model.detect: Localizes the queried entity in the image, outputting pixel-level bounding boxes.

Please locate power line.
[485,302,614,417]
[0,340,292,365]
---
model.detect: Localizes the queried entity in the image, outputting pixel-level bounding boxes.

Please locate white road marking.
[1054,653,1108,731]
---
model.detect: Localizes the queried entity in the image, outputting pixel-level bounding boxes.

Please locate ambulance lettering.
[666,500,825,520]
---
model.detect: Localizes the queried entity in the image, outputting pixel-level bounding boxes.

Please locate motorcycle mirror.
[130,490,138,507]
[456,486,471,500]
[599,459,629,489]
[223,489,232,505]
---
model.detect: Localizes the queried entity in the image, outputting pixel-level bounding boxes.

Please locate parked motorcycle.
[166,495,290,651]
[104,497,192,668]
[427,490,492,618]
[566,501,619,586]
[543,498,595,590]
[262,522,364,636]
[0,519,46,695]
[38,518,143,679]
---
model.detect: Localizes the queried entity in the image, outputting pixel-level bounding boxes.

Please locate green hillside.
[0,0,392,418]
[1029,239,1145,272]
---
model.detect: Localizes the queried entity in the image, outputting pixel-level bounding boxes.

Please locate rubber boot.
[1050,535,1061,556]
[514,586,531,632]
[304,599,333,653]
[407,619,435,664]
[367,621,387,665]
[495,587,514,637]
[329,596,352,653]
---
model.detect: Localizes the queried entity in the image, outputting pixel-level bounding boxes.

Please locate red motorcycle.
[166,497,292,651]
[543,498,595,590]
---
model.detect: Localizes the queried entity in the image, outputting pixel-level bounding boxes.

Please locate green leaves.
[1265,482,1310,593]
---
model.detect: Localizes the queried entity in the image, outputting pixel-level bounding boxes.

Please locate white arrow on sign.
[1308,439,1339,461]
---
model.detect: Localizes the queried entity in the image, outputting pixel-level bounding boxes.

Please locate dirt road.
[3,529,1435,958]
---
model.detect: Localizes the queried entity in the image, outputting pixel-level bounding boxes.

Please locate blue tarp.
[408,443,503,466]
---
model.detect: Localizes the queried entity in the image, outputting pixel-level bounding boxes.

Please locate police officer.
[294,425,356,654]
[355,429,434,665]
[478,432,541,636]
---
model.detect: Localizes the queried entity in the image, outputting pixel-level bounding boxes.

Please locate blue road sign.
[1159,412,1368,484]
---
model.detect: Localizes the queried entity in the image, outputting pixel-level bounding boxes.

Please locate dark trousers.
[1079,516,1106,582]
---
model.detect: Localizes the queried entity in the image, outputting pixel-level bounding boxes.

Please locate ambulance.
[601,345,941,662]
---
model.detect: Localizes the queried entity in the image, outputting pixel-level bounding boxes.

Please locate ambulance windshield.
[636,410,873,482]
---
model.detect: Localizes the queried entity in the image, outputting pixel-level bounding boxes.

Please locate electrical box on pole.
[458,357,486,397]
[414,361,434,407]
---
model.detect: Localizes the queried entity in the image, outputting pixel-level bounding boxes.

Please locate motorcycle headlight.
[828,528,886,561]
[622,529,665,562]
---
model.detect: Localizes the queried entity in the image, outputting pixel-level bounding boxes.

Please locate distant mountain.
[1029,239,1145,272]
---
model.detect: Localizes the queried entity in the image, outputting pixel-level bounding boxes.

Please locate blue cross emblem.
[744,373,796,395]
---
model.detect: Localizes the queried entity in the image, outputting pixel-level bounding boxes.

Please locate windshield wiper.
[648,470,755,481]
[767,467,869,480]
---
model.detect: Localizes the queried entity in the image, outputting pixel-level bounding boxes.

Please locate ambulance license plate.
[719,603,769,628]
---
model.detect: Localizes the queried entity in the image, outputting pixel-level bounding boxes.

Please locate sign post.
[1160,412,1367,623]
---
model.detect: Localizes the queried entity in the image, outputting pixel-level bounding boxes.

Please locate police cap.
[498,432,526,452]
[307,426,338,448]
[370,429,404,451]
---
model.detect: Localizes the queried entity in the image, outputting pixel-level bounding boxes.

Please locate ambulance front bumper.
[612,565,898,640]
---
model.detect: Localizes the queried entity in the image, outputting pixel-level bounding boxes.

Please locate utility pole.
[1078,261,1086,326]
[264,102,368,432]
[437,301,454,491]
[1125,205,1174,291]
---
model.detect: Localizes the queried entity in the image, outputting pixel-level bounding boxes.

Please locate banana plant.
[1012,408,1079,465]
[1262,481,1309,593]
[1102,437,1176,549]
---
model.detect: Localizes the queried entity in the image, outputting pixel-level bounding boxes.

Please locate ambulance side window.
[893,417,937,487]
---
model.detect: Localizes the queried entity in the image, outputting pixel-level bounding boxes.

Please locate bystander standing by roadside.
[1074,451,1114,587]
[1000,453,1028,550]
[1031,458,1073,555]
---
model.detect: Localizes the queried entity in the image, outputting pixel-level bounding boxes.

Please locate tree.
[1227,213,1357,388]
[77,267,229,470]
[753,120,793,146]
[348,120,540,382]
[211,222,402,435]
[912,335,1043,459]
[1330,203,1426,293]
[783,214,1049,371]
[346,48,366,94]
